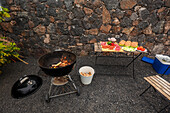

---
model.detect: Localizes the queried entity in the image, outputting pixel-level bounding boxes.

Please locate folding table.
[94,42,147,79]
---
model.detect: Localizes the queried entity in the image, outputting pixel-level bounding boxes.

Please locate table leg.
[132,53,135,79]
[94,52,97,65]
[126,53,142,67]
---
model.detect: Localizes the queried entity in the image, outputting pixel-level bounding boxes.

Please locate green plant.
[0,37,20,64]
[0,6,10,22]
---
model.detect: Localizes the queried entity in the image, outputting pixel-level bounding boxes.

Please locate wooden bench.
[140,75,170,112]
[144,75,170,100]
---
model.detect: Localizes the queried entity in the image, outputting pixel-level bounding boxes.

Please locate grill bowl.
[38,51,76,77]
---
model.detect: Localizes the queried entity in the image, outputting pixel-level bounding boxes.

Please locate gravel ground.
[0,56,169,113]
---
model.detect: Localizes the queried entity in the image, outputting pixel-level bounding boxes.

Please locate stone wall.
[0,0,169,57]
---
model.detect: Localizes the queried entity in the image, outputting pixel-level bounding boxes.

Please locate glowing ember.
[50,56,71,68]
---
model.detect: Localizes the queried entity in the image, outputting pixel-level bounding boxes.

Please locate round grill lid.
[11,75,42,99]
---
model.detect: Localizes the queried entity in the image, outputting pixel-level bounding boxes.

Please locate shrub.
[0,37,20,65]
[0,6,10,22]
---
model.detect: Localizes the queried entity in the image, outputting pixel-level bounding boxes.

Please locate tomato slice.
[137,47,141,50]
[109,46,114,50]
[102,45,107,49]
[141,48,145,51]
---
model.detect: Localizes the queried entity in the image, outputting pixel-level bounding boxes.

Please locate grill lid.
[11,75,42,99]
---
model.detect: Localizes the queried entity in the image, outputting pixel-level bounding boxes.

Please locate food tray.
[100,42,124,52]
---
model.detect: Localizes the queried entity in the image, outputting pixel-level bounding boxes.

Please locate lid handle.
[20,77,29,84]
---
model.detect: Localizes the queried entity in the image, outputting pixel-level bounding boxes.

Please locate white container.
[79,66,95,85]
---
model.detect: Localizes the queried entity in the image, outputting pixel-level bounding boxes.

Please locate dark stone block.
[152,21,165,34]
[131,36,138,42]
[69,37,76,46]
[29,30,34,37]
[36,4,46,17]
[146,36,155,42]
[42,17,51,26]
[32,17,41,27]
[50,34,59,40]
[15,17,29,27]
[56,22,69,35]
[91,19,102,29]
[139,8,150,20]
[138,34,146,44]
[73,8,85,19]
[24,24,29,30]
[60,35,70,42]
[112,9,125,19]
[88,16,95,23]
[120,17,132,28]
[95,8,102,15]
[155,34,167,43]
[80,35,88,43]
[47,7,57,16]
[64,0,73,10]
[97,33,108,41]
[137,0,164,11]
[21,3,31,11]
[101,0,119,9]
[7,34,20,43]
[137,21,149,30]
[46,0,63,8]
[148,10,158,26]
[72,19,83,27]
[120,34,128,40]
[12,26,22,35]
[56,9,68,21]
[83,22,91,30]
[70,25,84,36]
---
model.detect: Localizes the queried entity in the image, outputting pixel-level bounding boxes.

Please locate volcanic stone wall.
[0,0,170,56]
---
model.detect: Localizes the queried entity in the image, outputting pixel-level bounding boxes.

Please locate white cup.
[79,66,95,85]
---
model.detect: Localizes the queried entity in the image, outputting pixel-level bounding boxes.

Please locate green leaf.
[4,12,10,17]
[2,7,9,12]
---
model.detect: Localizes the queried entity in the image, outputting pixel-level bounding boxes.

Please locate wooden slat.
[152,76,170,92]
[145,76,170,95]
[144,77,170,100]
[156,75,170,86]
[144,76,170,100]
[149,77,170,96]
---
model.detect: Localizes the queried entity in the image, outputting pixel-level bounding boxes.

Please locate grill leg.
[67,75,77,90]
[48,82,53,96]
[139,85,151,96]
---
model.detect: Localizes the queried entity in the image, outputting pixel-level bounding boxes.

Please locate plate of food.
[122,46,136,52]
[136,46,147,52]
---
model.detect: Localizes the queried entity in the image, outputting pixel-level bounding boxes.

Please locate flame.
[50,56,71,68]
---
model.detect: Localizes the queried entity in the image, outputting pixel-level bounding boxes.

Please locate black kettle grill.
[38,51,80,103]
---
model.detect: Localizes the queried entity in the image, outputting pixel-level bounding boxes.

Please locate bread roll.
[125,41,131,47]
[131,42,138,48]
[119,40,126,46]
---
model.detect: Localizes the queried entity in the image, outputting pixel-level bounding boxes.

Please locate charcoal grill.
[38,51,80,103]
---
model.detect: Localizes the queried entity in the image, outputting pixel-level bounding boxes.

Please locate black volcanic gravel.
[0,56,169,113]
